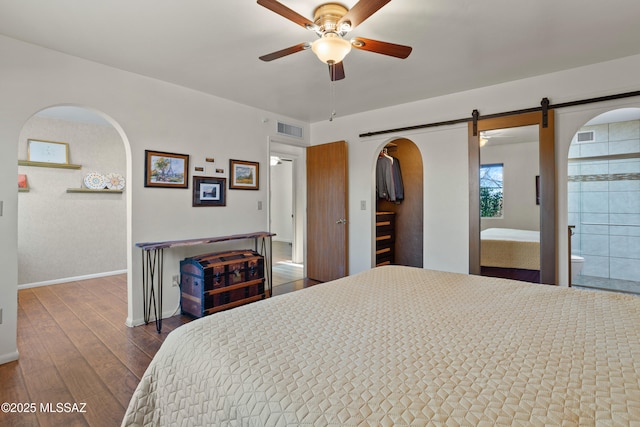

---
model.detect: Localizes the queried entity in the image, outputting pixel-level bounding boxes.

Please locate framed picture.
[144,150,189,188]
[229,159,259,190]
[27,139,69,164]
[193,176,226,206]
[536,175,540,205]
[18,174,29,192]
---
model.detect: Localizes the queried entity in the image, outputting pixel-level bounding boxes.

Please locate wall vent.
[277,121,303,139]
[576,130,595,143]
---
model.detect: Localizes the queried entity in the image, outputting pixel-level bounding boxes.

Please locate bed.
[481,227,540,283]
[122,265,640,426]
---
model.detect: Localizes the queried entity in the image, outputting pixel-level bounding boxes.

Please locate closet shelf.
[66,188,123,194]
[18,160,81,169]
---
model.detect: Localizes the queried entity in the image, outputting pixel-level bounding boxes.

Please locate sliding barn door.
[306,141,348,282]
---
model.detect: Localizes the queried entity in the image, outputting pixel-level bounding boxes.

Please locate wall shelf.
[18,160,81,169]
[66,188,123,194]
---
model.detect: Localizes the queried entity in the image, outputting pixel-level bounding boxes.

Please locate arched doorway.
[374,138,424,268]
[567,107,640,294]
[17,105,130,289]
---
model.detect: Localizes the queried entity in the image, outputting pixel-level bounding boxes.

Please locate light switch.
[360,200,366,210]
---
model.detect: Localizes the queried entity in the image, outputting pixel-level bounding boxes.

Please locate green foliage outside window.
[480,164,503,218]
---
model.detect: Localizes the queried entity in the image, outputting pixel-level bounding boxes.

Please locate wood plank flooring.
[0,273,320,426]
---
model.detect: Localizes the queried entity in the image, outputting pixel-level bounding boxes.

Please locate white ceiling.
[3,0,640,123]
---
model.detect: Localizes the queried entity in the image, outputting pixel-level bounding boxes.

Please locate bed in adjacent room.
[481,227,541,283]
[122,265,640,426]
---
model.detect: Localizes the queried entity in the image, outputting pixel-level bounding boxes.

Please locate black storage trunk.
[180,249,265,318]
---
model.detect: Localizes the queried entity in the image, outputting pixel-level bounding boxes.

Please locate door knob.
[336,218,347,224]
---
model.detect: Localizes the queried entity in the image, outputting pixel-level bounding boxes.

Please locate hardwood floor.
[0,273,320,426]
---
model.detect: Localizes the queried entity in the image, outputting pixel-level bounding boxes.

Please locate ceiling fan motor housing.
[313,3,349,34]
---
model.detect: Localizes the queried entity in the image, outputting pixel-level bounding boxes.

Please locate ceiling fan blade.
[329,61,345,81]
[259,43,310,62]
[257,0,315,29]
[351,37,412,59]
[338,0,391,29]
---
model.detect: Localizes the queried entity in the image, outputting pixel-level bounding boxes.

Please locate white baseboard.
[126,306,182,328]
[0,350,19,365]
[18,270,127,290]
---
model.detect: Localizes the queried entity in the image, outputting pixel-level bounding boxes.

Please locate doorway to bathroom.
[568,108,640,294]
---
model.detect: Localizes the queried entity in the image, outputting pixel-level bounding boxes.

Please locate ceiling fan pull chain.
[329,79,337,121]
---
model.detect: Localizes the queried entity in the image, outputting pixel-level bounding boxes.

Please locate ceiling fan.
[257,0,412,81]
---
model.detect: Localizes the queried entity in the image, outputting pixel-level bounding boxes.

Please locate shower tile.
[610,213,640,237]
[580,161,609,175]
[609,159,640,174]
[609,191,640,214]
[567,181,581,193]
[609,180,640,192]
[581,192,609,214]
[581,255,609,278]
[568,144,581,158]
[581,233,610,256]
[567,212,581,226]
[609,139,640,155]
[570,233,581,252]
[580,213,609,235]
[609,120,640,142]
[579,142,608,157]
[610,257,640,282]
[581,181,609,192]
[610,235,640,259]
[568,192,581,213]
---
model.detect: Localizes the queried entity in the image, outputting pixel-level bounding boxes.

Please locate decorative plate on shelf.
[84,172,106,190]
[105,172,125,190]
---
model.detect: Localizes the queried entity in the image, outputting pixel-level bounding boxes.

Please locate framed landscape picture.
[193,176,226,206]
[144,150,189,188]
[229,159,259,190]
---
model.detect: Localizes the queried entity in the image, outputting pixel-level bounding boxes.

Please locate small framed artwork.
[18,174,29,192]
[144,150,189,188]
[536,175,540,205]
[193,165,206,176]
[28,139,69,164]
[229,159,259,190]
[193,176,226,206]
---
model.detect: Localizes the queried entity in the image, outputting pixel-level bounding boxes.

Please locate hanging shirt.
[376,155,404,202]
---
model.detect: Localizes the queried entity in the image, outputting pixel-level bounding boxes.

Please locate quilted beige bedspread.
[481,228,540,270]
[122,266,640,426]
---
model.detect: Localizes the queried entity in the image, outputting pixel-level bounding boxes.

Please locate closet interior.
[375,139,424,268]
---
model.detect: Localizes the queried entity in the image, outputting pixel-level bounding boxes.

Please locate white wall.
[269,141,306,264]
[270,159,293,243]
[0,35,309,364]
[481,140,540,231]
[310,53,640,285]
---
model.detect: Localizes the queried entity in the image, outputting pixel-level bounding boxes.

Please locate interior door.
[307,140,348,282]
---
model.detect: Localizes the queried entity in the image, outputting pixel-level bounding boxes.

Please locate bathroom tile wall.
[568,119,640,281]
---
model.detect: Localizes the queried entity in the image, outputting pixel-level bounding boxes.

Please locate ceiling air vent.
[277,121,303,139]
[576,130,595,143]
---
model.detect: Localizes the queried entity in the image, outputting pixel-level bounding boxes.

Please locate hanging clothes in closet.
[376,148,404,203]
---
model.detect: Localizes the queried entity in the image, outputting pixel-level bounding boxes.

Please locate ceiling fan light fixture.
[311,32,352,64]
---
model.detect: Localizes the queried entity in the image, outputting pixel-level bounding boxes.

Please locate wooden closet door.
[306,141,348,282]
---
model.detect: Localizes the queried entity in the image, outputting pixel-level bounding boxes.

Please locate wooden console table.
[136,231,275,333]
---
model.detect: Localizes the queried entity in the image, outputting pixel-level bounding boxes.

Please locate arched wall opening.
[17,104,132,299]
[566,107,640,294]
[373,137,424,268]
